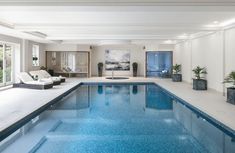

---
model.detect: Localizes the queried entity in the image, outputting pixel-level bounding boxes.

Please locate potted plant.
[98,62,103,77]
[132,62,138,77]
[172,64,182,82]
[223,71,235,104]
[40,66,47,70]
[32,57,38,66]
[192,66,207,90]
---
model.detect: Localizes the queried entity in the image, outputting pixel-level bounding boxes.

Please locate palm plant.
[223,71,235,88]
[192,66,207,79]
[173,64,181,74]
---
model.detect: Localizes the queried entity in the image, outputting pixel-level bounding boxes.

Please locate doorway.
[146,51,173,78]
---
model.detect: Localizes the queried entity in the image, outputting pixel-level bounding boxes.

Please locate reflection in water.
[97,85,103,95]
[132,85,138,95]
[146,85,173,110]
[105,85,130,106]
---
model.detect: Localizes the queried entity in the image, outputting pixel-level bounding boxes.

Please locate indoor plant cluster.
[172,64,208,90]
[172,64,235,104]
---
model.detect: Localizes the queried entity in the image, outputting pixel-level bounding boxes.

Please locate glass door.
[0,43,14,87]
[146,51,173,78]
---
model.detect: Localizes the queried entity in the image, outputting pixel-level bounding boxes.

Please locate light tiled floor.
[0,77,235,136]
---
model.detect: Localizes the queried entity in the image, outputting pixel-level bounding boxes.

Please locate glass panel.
[51,52,56,66]
[0,44,3,84]
[147,51,172,78]
[76,52,88,73]
[67,52,76,72]
[5,44,12,83]
[60,52,88,73]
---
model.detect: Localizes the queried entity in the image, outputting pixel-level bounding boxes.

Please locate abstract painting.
[105,50,130,71]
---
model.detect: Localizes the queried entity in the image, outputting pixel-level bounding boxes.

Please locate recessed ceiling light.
[213,21,219,24]
[164,40,173,44]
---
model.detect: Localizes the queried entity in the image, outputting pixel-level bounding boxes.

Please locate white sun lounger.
[40,70,66,83]
[13,72,53,89]
[29,70,61,85]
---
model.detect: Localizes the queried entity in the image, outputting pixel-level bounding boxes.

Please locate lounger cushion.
[29,71,45,79]
[40,70,51,78]
[30,70,61,82]
[18,72,34,83]
[18,72,53,84]
[40,70,66,81]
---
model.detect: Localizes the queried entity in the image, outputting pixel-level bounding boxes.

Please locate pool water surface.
[2,83,235,153]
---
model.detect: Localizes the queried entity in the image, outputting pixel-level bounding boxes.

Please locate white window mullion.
[5,44,14,85]
[2,44,6,86]
[0,43,3,87]
[11,45,15,83]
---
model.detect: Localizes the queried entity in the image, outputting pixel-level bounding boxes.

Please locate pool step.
[30,134,208,153]
[49,118,188,135]
[44,109,174,120]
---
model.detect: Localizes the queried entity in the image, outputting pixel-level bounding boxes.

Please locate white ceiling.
[1,1,235,45]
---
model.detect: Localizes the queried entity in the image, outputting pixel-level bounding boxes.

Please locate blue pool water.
[3,83,235,153]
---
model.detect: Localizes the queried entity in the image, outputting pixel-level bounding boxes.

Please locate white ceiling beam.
[0,23,52,43]
[0,1,235,6]
[46,35,189,40]
[0,20,14,29]
[14,25,220,32]
[1,6,235,12]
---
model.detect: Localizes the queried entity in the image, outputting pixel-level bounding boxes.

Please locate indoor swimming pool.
[1,83,235,153]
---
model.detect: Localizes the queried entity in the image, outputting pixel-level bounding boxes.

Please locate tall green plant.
[223,71,235,88]
[173,64,181,74]
[192,66,207,79]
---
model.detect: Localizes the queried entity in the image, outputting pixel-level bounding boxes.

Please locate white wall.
[145,44,174,51]
[175,29,235,93]
[225,28,235,78]
[91,44,145,77]
[91,44,174,77]
[45,44,91,51]
[174,41,192,83]
[191,32,223,92]
[26,41,46,71]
